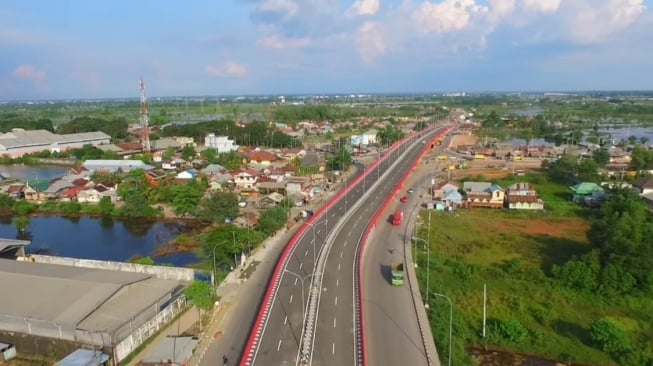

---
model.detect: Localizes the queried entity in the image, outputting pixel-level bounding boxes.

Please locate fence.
[28,255,195,282]
[114,296,187,362]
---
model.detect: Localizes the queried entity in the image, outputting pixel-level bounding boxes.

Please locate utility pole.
[482,283,487,338]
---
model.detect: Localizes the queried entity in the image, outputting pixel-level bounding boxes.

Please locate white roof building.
[82,159,154,173]
[205,133,238,153]
[0,129,111,158]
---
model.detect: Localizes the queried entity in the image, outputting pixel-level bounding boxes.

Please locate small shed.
[139,336,198,366]
[0,342,16,362]
[55,349,110,366]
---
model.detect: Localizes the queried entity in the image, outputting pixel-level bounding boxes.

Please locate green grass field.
[414,209,653,365]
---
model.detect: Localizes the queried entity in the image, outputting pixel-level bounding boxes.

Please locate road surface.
[249,126,449,365]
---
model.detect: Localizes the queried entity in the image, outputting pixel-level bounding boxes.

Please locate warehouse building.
[0,258,188,363]
[0,129,111,157]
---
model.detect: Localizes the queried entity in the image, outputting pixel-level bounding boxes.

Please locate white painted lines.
[332,343,335,355]
[340,251,343,259]
[277,339,282,351]
[294,278,298,285]
[305,249,309,257]
[284,315,288,325]
[336,278,339,287]
[333,317,337,328]
[317,229,321,235]
[299,262,303,270]
[335,296,338,305]
[338,263,341,271]
[348,231,351,237]
[289,294,294,304]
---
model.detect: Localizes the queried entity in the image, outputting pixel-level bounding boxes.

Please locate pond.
[0,165,69,181]
[0,215,200,267]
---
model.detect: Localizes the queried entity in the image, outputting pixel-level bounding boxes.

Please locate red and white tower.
[139,76,151,153]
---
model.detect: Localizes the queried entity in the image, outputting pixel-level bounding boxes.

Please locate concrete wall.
[28,255,195,282]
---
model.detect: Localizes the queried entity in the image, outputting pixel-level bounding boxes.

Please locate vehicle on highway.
[390,263,404,286]
[392,211,403,226]
[400,196,408,203]
[407,188,415,194]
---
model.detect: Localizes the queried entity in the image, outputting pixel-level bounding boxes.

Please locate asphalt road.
[250,126,448,365]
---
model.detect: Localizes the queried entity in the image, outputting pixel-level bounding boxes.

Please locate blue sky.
[1,0,652,100]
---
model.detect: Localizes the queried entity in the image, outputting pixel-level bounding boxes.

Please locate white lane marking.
[284,315,288,325]
[289,294,294,304]
[305,249,309,256]
[294,278,298,285]
[348,231,351,237]
[336,279,339,287]
[317,229,321,235]
[340,251,343,258]
[344,241,348,247]
[338,263,341,271]
[335,296,338,305]
[333,317,337,328]
[332,343,335,355]
[277,339,282,351]
[299,262,303,270]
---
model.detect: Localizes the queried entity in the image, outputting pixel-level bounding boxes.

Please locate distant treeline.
[0,113,55,132]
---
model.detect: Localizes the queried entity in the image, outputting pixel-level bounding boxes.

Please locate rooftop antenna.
[140,77,151,153]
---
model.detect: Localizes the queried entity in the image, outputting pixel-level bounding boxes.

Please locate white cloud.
[564,0,646,44]
[348,0,380,16]
[413,0,487,34]
[488,0,516,23]
[357,21,386,65]
[256,0,300,20]
[523,0,561,14]
[259,35,312,49]
[13,64,46,82]
[206,62,249,77]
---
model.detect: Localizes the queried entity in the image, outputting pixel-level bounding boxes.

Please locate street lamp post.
[412,236,430,308]
[432,292,453,366]
[212,240,229,289]
[283,269,315,330]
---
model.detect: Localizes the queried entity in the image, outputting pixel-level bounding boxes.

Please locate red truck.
[392,211,403,226]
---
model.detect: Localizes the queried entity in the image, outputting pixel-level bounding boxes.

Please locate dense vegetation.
[417,176,653,366]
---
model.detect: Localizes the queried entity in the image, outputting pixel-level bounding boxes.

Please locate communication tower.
[139,77,151,153]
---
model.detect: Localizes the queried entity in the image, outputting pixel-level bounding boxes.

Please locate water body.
[0,165,69,181]
[513,107,544,117]
[589,127,653,142]
[0,216,199,267]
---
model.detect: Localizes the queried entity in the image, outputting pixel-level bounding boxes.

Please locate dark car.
[400,196,408,203]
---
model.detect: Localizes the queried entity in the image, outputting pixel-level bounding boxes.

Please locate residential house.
[161,158,185,170]
[247,150,279,166]
[463,182,505,208]
[257,192,284,208]
[150,137,182,152]
[300,151,321,171]
[280,148,307,161]
[145,169,169,187]
[40,180,75,200]
[176,169,198,180]
[442,189,463,207]
[506,182,544,210]
[570,182,604,204]
[77,188,102,203]
[24,185,38,201]
[432,182,459,200]
[632,176,653,195]
[4,184,25,199]
[232,168,259,191]
[286,177,309,196]
[362,129,378,145]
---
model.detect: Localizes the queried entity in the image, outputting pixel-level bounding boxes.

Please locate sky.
[1,0,652,100]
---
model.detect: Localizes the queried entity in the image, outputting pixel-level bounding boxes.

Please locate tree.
[592,149,610,167]
[197,192,239,223]
[13,216,30,233]
[184,280,216,331]
[256,206,288,235]
[181,145,197,161]
[589,318,630,355]
[98,196,114,216]
[170,182,205,215]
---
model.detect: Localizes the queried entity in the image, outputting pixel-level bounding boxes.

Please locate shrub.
[589,318,630,355]
[493,318,528,343]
